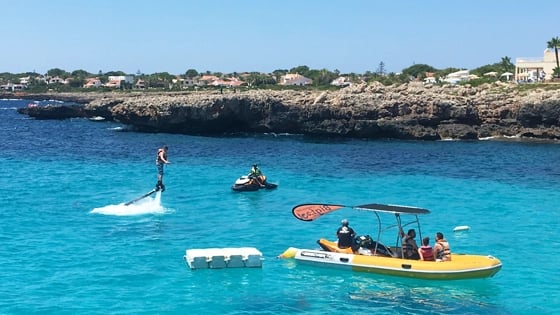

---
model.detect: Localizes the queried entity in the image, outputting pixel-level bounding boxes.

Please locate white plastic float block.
[184,247,263,269]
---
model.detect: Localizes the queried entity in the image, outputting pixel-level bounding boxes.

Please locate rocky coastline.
[12,81,560,141]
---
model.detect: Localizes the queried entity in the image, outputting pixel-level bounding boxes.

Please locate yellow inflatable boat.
[279,203,502,280]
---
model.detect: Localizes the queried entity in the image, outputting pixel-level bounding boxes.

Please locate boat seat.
[356,235,395,257]
[369,241,395,257]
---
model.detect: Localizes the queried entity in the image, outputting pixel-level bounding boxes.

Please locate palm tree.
[547,36,560,77]
[500,56,514,73]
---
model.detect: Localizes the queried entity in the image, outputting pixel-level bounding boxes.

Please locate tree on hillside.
[289,65,310,76]
[499,56,515,73]
[471,57,514,78]
[272,69,288,81]
[71,69,91,78]
[105,71,127,76]
[47,68,69,78]
[547,36,560,78]
[376,61,386,75]
[272,69,288,76]
[401,64,438,79]
[470,64,498,76]
[185,69,198,78]
[245,72,276,87]
[69,69,90,88]
[69,78,85,88]
[305,68,337,86]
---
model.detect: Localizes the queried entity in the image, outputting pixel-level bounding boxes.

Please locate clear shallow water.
[1,99,559,314]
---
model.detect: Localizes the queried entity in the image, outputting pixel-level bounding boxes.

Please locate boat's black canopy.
[354,203,430,215]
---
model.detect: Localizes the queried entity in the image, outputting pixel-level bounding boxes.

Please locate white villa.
[442,70,470,84]
[83,78,102,88]
[279,73,312,86]
[0,83,26,91]
[47,76,67,84]
[331,76,352,87]
[515,49,557,82]
[108,75,134,84]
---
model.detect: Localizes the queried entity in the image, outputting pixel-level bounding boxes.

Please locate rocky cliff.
[15,81,560,141]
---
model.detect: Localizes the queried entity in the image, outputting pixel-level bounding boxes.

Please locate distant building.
[423,76,437,84]
[423,72,437,84]
[134,79,145,89]
[223,77,244,87]
[104,80,121,88]
[178,77,199,88]
[515,49,557,82]
[0,83,26,91]
[47,76,67,84]
[331,76,351,87]
[443,70,470,84]
[108,75,134,84]
[199,75,220,86]
[280,73,312,86]
[83,78,102,88]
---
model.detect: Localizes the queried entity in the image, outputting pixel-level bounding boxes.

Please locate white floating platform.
[184,247,263,269]
[453,225,471,232]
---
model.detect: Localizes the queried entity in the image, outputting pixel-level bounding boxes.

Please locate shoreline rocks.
[11,82,560,141]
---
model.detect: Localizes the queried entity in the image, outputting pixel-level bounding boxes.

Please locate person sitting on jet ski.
[248,164,266,187]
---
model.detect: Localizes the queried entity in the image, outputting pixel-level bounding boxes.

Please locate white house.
[175,77,198,88]
[108,75,134,84]
[134,79,146,89]
[443,70,470,84]
[331,76,351,87]
[280,73,313,86]
[47,76,67,84]
[515,49,557,82]
[0,83,26,91]
[83,78,102,88]
[104,80,121,88]
[423,76,437,84]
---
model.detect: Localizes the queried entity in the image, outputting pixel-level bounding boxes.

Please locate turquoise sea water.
[1,99,559,314]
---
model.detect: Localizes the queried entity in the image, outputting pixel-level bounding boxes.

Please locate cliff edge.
[15,81,560,141]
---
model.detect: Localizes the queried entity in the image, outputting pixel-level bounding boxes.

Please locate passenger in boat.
[434,232,452,261]
[418,237,435,261]
[400,228,420,260]
[155,145,170,192]
[336,219,356,249]
[248,164,265,187]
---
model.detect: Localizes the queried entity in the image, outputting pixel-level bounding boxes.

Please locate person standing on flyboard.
[155,145,170,192]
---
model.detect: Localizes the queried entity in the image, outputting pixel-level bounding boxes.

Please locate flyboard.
[125,189,158,206]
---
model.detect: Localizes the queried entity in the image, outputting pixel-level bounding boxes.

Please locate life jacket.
[156,149,167,165]
[249,167,262,177]
[436,240,451,260]
[419,245,435,261]
[402,236,417,258]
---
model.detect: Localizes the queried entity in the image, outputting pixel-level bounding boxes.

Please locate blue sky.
[4,0,559,75]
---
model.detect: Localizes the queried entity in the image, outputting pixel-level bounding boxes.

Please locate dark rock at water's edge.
[8,82,560,141]
[18,103,86,120]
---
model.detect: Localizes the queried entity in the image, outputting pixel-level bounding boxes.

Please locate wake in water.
[90,191,167,216]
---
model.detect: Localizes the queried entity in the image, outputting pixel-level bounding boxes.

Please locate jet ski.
[231,175,278,192]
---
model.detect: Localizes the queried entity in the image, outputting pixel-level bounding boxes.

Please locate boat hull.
[284,248,502,280]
